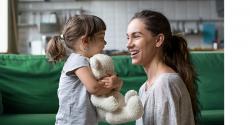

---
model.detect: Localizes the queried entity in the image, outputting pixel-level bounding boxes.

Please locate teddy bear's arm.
[91,95,119,112]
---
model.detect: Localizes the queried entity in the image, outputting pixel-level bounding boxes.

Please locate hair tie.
[60,34,64,40]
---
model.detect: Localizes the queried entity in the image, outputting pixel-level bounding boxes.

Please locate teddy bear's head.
[90,54,115,79]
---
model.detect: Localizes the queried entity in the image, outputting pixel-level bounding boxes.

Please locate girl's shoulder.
[67,53,89,62]
[63,53,90,75]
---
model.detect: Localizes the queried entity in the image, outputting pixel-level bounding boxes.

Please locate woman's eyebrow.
[127,32,143,36]
[133,32,143,35]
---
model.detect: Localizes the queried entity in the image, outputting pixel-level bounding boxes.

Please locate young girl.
[127,10,200,125]
[46,14,122,125]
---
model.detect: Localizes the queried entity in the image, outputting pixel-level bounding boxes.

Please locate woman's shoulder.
[157,73,182,85]
[155,73,185,92]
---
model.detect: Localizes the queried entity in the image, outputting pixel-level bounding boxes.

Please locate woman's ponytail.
[46,35,66,62]
[163,34,200,123]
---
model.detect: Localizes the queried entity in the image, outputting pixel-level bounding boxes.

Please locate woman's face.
[127,19,158,66]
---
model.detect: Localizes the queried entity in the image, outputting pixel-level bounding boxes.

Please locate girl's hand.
[100,74,123,90]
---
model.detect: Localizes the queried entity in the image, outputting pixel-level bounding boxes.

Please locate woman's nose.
[126,39,133,49]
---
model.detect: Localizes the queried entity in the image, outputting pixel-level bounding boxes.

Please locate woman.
[126,10,200,125]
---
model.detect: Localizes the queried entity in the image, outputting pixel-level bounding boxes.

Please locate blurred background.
[2,0,224,55]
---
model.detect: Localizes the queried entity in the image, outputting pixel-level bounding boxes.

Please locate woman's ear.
[155,33,165,47]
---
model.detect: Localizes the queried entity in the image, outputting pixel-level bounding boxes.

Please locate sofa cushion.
[119,76,147,94]
[0,54,64,114]
[0,114,56,125]
[0,114,135,125]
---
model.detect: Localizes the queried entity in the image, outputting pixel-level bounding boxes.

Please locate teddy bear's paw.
[106,111,130,124]
[106,103,143,125]
[125,90,138,103]
[126,96,144,119]
[91,95,101,107]
[103,96,119,112]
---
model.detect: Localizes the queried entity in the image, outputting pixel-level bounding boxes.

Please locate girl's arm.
[101,74,123,91]
[74,67,112,96]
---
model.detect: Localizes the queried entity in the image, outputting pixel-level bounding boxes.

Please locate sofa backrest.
[191,52,224,110]
[112,56,147,94]
[0,54,63,114]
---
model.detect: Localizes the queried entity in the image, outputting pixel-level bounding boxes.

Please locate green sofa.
[0,51,224,125]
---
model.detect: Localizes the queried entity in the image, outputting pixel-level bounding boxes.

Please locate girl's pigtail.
[46,35,66,62]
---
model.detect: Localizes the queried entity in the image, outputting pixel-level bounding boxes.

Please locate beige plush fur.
[90,54,144,124]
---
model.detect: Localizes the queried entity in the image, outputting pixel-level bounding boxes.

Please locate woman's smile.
[129,49,140,58]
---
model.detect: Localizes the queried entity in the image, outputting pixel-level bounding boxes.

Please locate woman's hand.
[100,74,123,91]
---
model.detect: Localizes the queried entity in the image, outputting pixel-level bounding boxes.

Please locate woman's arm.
[74,67,112,96]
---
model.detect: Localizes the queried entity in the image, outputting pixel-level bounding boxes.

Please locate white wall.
[18,0,223,53]
[0,0,8,53]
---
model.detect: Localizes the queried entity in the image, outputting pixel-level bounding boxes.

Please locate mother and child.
[46,9,199,125]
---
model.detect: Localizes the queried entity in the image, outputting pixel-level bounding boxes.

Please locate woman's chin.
[130,54,141,65]
[131,59,140,65]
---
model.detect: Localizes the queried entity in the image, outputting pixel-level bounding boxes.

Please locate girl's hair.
[131,10,200,123]
[46,14,106,62]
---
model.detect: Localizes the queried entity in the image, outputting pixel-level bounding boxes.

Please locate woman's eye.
[133,35,140,38]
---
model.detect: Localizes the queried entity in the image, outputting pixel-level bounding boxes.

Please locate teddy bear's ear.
[91,58,102,70]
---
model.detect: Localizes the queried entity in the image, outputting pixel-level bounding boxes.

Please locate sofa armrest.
[201,110,224,125]
[0,91,3,114]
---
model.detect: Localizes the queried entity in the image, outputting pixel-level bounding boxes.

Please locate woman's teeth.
[131,50,139,55]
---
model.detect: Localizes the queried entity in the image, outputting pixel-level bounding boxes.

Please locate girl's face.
[126,19,158,66]
[88,31,106,57]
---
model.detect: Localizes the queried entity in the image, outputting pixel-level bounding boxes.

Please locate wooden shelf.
[18,24,37,28]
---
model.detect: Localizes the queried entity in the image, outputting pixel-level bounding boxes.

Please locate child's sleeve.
[63,54,90,76]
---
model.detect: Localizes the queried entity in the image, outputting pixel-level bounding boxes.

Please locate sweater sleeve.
[154,76,182,125]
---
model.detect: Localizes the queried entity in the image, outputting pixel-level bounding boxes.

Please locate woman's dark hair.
[131,10,200,123]
[46,14,106,62]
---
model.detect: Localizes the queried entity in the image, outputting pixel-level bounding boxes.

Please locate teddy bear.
[89,54,144,124]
